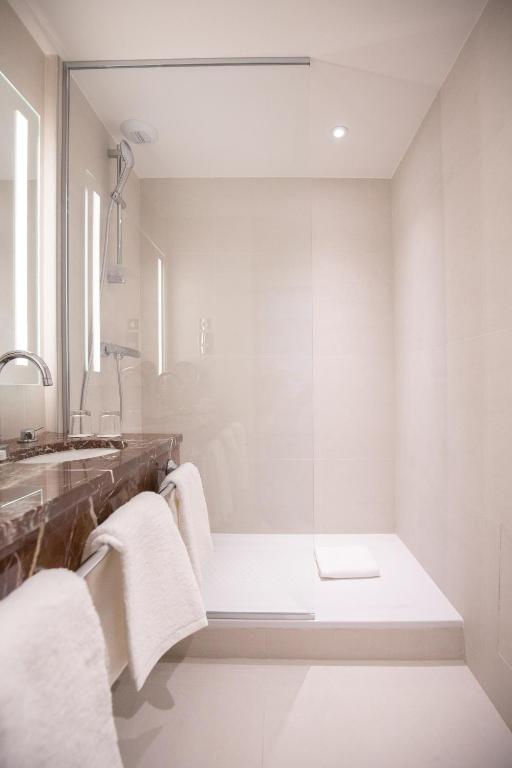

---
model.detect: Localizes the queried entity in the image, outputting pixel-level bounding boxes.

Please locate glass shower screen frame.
[61,57,315,620]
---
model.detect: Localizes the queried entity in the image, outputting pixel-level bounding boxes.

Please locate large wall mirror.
[0,69,40,384]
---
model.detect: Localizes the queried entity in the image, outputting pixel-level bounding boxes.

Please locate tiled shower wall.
[392,0,512,728]
[312,180,393,532]
[139,178,394,533]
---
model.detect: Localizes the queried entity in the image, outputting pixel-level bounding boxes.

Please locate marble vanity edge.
[0,433,181,552]
[0,433,182,598]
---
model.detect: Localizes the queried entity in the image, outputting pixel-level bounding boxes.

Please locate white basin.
[19,448,120,465]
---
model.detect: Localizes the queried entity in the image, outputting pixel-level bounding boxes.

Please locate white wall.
[392,0,512,728]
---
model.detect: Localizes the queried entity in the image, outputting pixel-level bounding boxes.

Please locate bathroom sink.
[18,448,120,465]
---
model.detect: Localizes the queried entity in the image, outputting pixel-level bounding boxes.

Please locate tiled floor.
[113,659,512,767]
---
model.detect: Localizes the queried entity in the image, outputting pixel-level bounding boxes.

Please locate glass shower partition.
[66,60,315,619]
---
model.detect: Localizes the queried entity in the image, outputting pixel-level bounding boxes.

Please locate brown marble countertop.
[0,432,182,596]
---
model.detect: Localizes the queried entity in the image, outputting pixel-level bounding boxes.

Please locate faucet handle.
[18,427,44,444]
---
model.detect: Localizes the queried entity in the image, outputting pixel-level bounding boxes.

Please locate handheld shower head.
[119,139,135,169]
[111,139,134,202]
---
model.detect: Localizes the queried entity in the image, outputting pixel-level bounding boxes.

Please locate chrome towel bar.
[76,543,111,579]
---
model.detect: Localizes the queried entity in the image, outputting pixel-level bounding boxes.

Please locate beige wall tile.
[314,278,393,358]
[392,0,512,728]
[312,179,391,255]
[315,458,394,532]
[314,353,394,461]
[252,459,314,534]
[313,179,394,531]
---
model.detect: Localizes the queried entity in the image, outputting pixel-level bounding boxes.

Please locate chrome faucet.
[0,351,53,460]
[0,350,53,386]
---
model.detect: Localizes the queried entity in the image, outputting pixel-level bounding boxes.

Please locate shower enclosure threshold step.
[206,611,315,622]
[168,619,464,662]
[175,534,465,662]
[202,533,463,626]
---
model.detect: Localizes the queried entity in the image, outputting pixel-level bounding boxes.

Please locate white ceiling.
[12,0,487,178]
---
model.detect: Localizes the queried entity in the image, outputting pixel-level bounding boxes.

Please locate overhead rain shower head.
[120,118,159,145]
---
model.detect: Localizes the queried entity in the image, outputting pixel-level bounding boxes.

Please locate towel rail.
[76,481,176,579]
[76,543,111,578]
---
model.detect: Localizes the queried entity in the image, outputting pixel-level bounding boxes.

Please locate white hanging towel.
[315,545,380,579]
[83,491,207,690]
[160,462,213,584]
[0,568,122,768]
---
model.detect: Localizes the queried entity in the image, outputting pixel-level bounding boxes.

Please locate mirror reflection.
[0,69,40,384]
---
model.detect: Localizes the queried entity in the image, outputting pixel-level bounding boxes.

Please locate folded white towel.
[83,491,207,690]
[315,545,380,579]
[0,568,122,768]
[160,462,213,584]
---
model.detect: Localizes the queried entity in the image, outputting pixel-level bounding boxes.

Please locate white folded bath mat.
[0,568,122,768]
[83,491,207,690]
[315,544,380,579]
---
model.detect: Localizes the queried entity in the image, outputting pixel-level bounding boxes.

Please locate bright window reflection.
[14,109,28,362]
[83,188,89,371]
[157,256,165,375]
[92,190,101,372]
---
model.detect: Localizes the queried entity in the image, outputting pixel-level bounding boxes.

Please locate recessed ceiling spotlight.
[332,125,348,139]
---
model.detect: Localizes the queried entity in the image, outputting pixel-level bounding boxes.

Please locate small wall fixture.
[332,126,348,139]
